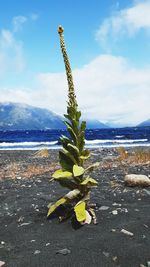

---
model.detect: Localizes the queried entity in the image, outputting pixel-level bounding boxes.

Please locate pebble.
[0,261,5,267]
[34,250,41,255]
[99,206,109,211]
[46,243,50,246]
[112,210,118,215]
[121,229,134,237]
[18,222,32,227]
[112,256,118,262]
[56,248,71,255]
[112,203,122,207]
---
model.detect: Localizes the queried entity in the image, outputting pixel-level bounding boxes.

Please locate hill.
[137,119,150,127]
[0,103,65,130]
[0,102,109,130]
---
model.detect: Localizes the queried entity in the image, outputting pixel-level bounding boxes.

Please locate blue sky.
[0,0,150,126]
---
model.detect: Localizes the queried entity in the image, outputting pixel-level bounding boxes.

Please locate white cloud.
[12,16,27,32]
[96,0,150,47]
[0,29,25,75]
[1,54,150,126]
[12,13,39,32]
[0,13,39,76]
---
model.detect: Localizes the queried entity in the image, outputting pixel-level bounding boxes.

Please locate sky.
[0,0,150,127]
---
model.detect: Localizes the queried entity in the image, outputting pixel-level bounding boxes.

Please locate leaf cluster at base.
[47,106,99,224]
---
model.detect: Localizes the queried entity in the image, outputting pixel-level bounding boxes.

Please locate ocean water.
[0,127,150,150]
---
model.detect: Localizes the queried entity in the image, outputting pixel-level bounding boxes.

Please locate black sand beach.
[0,148,150,267]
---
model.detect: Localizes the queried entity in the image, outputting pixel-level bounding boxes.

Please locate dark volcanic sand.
[0,149,150,267]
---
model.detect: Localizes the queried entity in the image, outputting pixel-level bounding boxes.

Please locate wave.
[0,139,149,150]
[0,141,58,148]
[85,139,148,145]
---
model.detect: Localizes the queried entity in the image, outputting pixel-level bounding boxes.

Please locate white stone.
[112,210,118,215]
[125,174,150,187]
[0,261,5,267]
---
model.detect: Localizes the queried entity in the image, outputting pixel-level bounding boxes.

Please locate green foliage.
[52,169,72,179]
[80,177,98,186]
[73,165,84,177]
[47,26,99,224]
[74,201,86,222]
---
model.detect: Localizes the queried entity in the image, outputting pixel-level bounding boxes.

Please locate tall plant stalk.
[47,26,99,224]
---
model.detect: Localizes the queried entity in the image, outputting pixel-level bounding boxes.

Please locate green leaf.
[47,197,67,217]
[80,149,90,160]
[60,135,72,150]
[76,111,81,121]
[64,120,72,129]
[73,165,84,177]
[80,121,86,132]
[71,118,79,133]
[68,126,78,145]
[78,131,85,152]
[67,143,80,162]
[64,113,72,121]
[47,189,81,217]
[59,150,74,171]
[52,169,72,179]
[62,148,77,164]
[81,177,98,186]
[74,201,86,222]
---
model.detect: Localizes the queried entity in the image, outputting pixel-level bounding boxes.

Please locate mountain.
[0,102,109,130]
[0,103,65,130]
[137,119,150,127]
[85,119,109,129]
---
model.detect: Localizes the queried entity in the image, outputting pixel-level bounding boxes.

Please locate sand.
[0,148,150,267]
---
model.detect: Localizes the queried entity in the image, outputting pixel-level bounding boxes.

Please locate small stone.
[34,250,41,255]
[56,248,71,255]
[112,203,122,207]
[18,222,32,227]
[17,216,24,222]
[46,243,50,246]
[30,240,36,243]
[102,251,109,257]
[0,261,5,267]
[111,229,116,232]
[99,206,109,211]
[0,242,5,245]
[112,256,118,262]
[112,210,118,215]
[124,174,150,187]
[121,229,134,237]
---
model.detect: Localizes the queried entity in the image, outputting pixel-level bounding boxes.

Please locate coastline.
[0,147,150,266]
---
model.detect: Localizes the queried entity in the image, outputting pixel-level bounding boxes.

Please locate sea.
[0,127,150,150]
